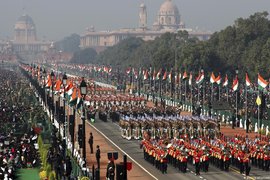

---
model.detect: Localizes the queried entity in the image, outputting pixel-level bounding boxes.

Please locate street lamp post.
[43,68,47,108]
[80,77,87,169]
[201,68,205,110]
[256,93,261,140]
[62,73,67,155]
[50,71,55,124]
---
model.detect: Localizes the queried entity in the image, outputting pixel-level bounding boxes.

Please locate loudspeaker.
[78,124,83,148]
[69,115,75,137]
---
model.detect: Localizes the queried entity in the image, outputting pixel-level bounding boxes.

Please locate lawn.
[17,168,40,180]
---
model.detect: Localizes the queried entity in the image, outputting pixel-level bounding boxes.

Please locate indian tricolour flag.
[162,71,167,80]
[152,69,156,80]
[175,72,180,84]
[69,87,77,107]
[188,72,192,86]
[215,74,221,85]
[45,74,52,88]
[232,76,239,92]
[76,89,83,109]
[223,74,228,87]
[210,72,216,84]
[245,73,251,87]
[67,87,74,101]
[156,69,162,80]
[196,72,204,85]
[168,71,172,83]
[143,70,148,80]
[182,71,188,80]
[258,73,268,90]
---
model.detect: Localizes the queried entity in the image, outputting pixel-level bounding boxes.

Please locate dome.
[17,14,34,25]
[15,14,36,30]
[14,14,37,42]
[153,0,181,30]
[140,3,146,8]
[159,0,179,15]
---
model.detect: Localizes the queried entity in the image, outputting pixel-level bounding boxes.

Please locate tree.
[55,34,80,53]
[70,48,97,64]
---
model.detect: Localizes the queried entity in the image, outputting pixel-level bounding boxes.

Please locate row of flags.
[126,66,269,92]
[40,71,83,109]
[42,63,270,94]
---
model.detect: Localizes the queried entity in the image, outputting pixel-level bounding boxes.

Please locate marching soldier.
[220,151,224,170]
[194,151,201,176]
[178,151,188,173]
[238,151,244,174]
[223,150,230,171]
[263,150,269,171]
[243,154,251,177]
[160,154,168,174]
[182,152,188,173]
[201,151,209,172]
[258,150,263,169]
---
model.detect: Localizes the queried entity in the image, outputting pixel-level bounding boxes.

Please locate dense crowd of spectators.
[0,67,40,179]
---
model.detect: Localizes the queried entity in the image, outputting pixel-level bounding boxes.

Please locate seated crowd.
[0,68,40,179]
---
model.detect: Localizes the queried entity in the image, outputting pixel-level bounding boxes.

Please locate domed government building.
[80,0,212,52]
[0,14,50,55]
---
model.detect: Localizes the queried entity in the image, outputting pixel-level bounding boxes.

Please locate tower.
[139,3,147,30]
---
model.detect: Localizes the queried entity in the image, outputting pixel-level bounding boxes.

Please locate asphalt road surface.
[91,118,270,180]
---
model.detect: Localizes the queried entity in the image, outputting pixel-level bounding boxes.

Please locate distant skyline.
[0,0,270,41]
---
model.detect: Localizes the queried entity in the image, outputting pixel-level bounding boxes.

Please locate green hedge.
[38,135,55,179]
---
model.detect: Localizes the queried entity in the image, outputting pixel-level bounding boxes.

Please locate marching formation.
[57,63,270,137]
[141,128,270,176]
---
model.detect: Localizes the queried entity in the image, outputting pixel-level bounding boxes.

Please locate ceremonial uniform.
[223,152,230,171]
[194,152,201,175]
[263,153,269,171]
[201,152,209,172]
[243,155,251,176]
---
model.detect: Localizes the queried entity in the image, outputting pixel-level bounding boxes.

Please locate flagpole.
[245,81,248,124]
[211,82,213,102]
[235,68,239,125]
[153,73,156,101]
[201,69,205,111]
[218,85,220,101]
[226,87,228,102]
[257,90,261,140]
[180,77,182,103]
[159,76,162,102]
[258,100,260,140]
[139,68,141,96]
[149,66,152,93]
[185,79,187,103]
[165,77,168,98]
[236,90,238,124]
[197,82,200,104]
[174,71,177,106]
[191,78,193,111]
[171,69,173,106]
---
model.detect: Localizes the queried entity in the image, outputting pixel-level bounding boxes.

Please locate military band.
[141,133,269,176]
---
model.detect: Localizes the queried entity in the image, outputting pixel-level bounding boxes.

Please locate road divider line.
[87,121,159,180]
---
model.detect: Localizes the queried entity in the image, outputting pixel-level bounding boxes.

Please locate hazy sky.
[1,0,270,41]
